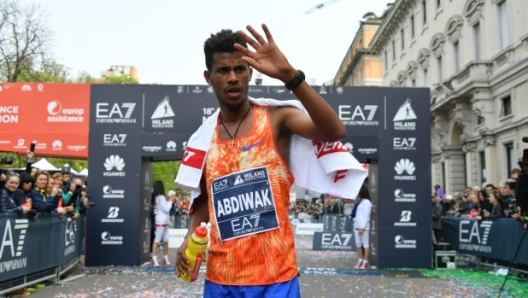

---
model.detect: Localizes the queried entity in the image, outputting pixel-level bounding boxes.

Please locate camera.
[0,157,13,165]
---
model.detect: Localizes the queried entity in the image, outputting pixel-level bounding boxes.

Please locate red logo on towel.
[182,147,206,169]
[312,141,348,158]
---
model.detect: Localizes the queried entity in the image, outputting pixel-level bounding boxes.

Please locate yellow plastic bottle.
[179,222,209,282]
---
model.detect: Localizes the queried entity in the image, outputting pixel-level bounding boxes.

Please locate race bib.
[211,167,279,241]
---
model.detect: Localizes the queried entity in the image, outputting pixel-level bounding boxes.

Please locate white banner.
[168,228,188,248]
[295,223,324,235]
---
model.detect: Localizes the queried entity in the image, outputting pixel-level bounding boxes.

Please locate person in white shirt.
[353,185,372,269]
[151,181,176,266]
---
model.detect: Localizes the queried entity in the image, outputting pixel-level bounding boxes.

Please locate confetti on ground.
[11,235,526,298]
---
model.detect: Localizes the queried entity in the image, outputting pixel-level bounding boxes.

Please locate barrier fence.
[0,214,83,295]
[441,217,528,266]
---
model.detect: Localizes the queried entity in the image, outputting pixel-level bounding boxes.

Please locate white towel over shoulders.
[174,97,368,207]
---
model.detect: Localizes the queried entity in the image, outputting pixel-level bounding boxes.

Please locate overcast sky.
[40,0,390,85]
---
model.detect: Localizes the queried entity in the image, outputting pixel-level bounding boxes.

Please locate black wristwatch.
[285,70,305,90]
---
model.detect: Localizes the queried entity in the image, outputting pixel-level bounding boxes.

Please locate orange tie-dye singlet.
[204,104,298,286]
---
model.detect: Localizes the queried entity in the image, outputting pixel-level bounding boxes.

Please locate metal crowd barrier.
[0,214,84,295]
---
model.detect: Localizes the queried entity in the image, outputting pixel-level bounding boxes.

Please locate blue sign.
[211,167,279,241]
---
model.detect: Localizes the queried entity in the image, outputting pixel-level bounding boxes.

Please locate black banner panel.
[84,85,431,269]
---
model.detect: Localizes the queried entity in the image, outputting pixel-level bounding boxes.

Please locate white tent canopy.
[62,164,79,175]
[32,158,59,171]
[79,168,88,176]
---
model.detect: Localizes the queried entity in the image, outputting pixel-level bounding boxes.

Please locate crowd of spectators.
[0,151,91,219]
[432,168,523,240]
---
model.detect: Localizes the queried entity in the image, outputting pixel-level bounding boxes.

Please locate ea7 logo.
[459,220,493,245]
[95,103,136,124]
[0,219,29,259]
[338,105,377,121]
[103,134,126,144]
[64,217,77,246]
[321,233,352,246]
[96,103,135,118]
[393,138,416,149]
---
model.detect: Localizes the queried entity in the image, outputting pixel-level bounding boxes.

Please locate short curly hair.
[203,29,247,71]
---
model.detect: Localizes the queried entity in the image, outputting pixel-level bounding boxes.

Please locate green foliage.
[0,153,86,173]
[18,58,72,83]
[102,75,138,84]
[152,160,186,195]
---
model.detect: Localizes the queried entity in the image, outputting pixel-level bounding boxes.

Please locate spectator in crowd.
[52,172,64,189]
[64,178,88,219]
[432,194,443,242]
[478,189,492,214]
[353,185,372,269]
[62,171,72,194]
[487,192,505,219]
[167,190,179,217]
[449,197,467,217]
[464,203,482,220]
[434,184,445,200]
[179,196,190,215]
[0,173,31,215]
[510,168,520,182]
[27,171,64,215]
[499,182,516,216]
[151,181,174,266]
[441,194,455,216]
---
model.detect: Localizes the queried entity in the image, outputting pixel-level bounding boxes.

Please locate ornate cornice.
[430,33,446,58]
[445,15,464,43]
[463,0,485,25]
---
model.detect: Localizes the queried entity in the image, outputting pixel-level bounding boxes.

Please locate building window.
[437,0,441,9]
[500,95,512,117]
[499,1,509,49]
[505,143,514,176]
[384,51,388,71]
[411,79,416,87]
[479,151,486,185]
[401,29,405,50]
[437,56,442,82]
[453,41,460,72]
[474,22,482,59]
[422,0,427,24]
[423,69,428,86]
[475,113,484,126]
[410,15,415,39]
[392,40,396,61]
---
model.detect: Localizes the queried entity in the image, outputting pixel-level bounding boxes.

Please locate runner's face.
[204,52,252,109]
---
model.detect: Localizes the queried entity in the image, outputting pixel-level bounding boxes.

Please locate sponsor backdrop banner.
[377,88,432,268]
[86,85,144,266]
[0,83,90,158]
[0,214,83,282]
[442,218,528,265]
[1,83,430,268]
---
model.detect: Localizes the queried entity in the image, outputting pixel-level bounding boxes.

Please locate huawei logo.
[394,159,415,175]
[166,141,176,150]
[47,100,63,115]
[52,140,63,149]
[104,155,125,171]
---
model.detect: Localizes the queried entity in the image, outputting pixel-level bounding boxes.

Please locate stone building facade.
[364,0,528,194]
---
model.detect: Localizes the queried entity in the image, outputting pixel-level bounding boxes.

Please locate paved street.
[21,235,520,297]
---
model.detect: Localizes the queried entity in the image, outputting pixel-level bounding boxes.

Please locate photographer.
[516,148,528,229]
[65,178,90,219]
